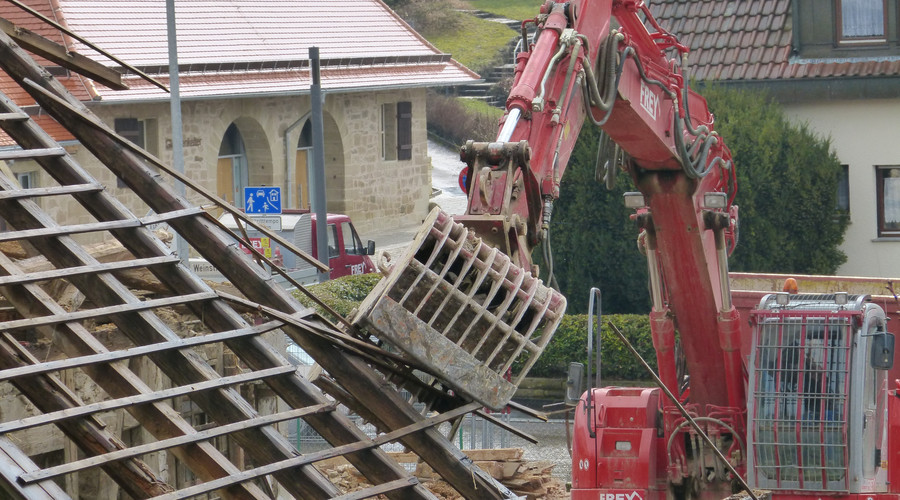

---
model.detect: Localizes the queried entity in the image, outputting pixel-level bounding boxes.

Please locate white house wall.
[782,97,900,278]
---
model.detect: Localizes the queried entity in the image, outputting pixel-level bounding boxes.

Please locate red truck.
[191,210,375,285]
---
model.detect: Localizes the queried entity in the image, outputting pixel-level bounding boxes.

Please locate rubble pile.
[316,448,569,500]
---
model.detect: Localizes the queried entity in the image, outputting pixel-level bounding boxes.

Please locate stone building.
[653,0,900,278]
[0,0,478,237]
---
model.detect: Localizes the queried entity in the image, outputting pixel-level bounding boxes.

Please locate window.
[876,166,900,236]
[14,171,36,189]
[341,221,364,255]
[327,223,339,258]
[380,101,412,161]
[836,164,849,212]
[114,118,158,187]
[838,0,886,42]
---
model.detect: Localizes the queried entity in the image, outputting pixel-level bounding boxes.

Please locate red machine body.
[454,1,900,499]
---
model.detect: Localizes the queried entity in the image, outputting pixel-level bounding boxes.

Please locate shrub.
[426,92,502,145]
[383,0,465,36]
[525,314,656,381]
[293,273,383,318]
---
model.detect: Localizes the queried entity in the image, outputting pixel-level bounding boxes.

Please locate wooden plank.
[0,182,102,200]
[153,402,480,500]
[0,146,64,160]
[20,403,337,484]
[0,39,460,499]
[0,112,28,122]
[0,320,281,381]
[0,205,205,243]
[0,255,178,286]
[0,17,126,90]
[332,478,419,500]
[0,253,270,500]
[0,365,297,434]
[0,291,215,331]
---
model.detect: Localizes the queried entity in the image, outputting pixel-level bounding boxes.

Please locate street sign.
[244,186,282,215]
[250,216,282,231]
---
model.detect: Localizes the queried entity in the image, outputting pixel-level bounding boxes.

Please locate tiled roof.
[0,0,477,104]
[650,0,900,82]
[97,63,480,102]
[57,0,451,68]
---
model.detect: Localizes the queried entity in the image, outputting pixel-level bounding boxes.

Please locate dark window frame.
[837,164,850,213]
[114,118,145,188]
[875,165,900,237]
[836,0,888,44]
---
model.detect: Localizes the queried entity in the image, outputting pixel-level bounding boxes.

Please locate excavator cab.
[747,293,891,493]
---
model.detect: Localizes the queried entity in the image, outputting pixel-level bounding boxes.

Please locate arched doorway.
[217,123,247,206]
[217,118,273,211]
[291,114,345,212]
[295,121,312,210]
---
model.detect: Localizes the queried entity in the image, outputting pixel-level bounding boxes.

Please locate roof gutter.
[696,75,900,102]
[84,79,483,106]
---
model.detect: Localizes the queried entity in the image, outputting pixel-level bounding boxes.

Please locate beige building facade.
[1,0,477,241]
[22,88,433,237]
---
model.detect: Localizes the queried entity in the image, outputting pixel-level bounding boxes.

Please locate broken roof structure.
[0,2,522,499]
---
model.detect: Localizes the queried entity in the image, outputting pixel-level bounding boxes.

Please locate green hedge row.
[527,313,655,380]
[295,274,657,381]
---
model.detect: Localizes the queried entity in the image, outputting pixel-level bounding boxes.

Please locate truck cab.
[191,210,376,285]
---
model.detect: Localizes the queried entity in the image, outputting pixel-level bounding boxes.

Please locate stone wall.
[7,87,432,243]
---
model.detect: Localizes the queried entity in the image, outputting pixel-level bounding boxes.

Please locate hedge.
[295,274,658,381]
[523,314,656,380]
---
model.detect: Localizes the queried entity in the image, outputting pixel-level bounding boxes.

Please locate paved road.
[370,139,468,259]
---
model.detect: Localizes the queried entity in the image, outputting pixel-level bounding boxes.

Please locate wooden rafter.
[0,25,517,500]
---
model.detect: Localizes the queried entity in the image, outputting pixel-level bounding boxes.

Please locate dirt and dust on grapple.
[353,207,566,410]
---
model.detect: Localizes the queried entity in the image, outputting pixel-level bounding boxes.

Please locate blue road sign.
[244,186,282,214]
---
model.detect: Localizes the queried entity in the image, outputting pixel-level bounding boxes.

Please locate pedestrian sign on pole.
[244,186,282,215]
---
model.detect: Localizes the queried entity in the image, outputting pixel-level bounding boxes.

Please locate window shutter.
[397,101,412,161]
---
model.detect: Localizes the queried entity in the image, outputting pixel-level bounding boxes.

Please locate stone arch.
[291,112,344,211]
[216,117,273,208]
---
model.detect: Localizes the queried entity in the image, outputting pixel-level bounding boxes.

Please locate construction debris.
[0,19,530,500]
[316,449,569,500]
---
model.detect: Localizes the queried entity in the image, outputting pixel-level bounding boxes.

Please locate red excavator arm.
[456,0,741,410]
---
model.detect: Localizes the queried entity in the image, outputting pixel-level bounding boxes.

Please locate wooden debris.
[317,448,568,500]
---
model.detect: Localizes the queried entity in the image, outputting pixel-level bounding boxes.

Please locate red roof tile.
[0,0,477,103]
[650,0,900,82]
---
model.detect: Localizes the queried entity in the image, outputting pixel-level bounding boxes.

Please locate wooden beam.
[0,365,297,434]
[0,182,101,200]
[0,291,216,332]
[0,252,271,500]
[0,255,178,286]
[0,18,127,90]
[20,403,337,484]
[153,402,480,500]
[0,146,64,160]
[0,334,172,498]
[0,31,463,500]
[0,320,282,382]
[0,205,205,243]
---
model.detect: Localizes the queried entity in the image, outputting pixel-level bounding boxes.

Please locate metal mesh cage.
[353,208,566,410]
[748,310,857,492]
